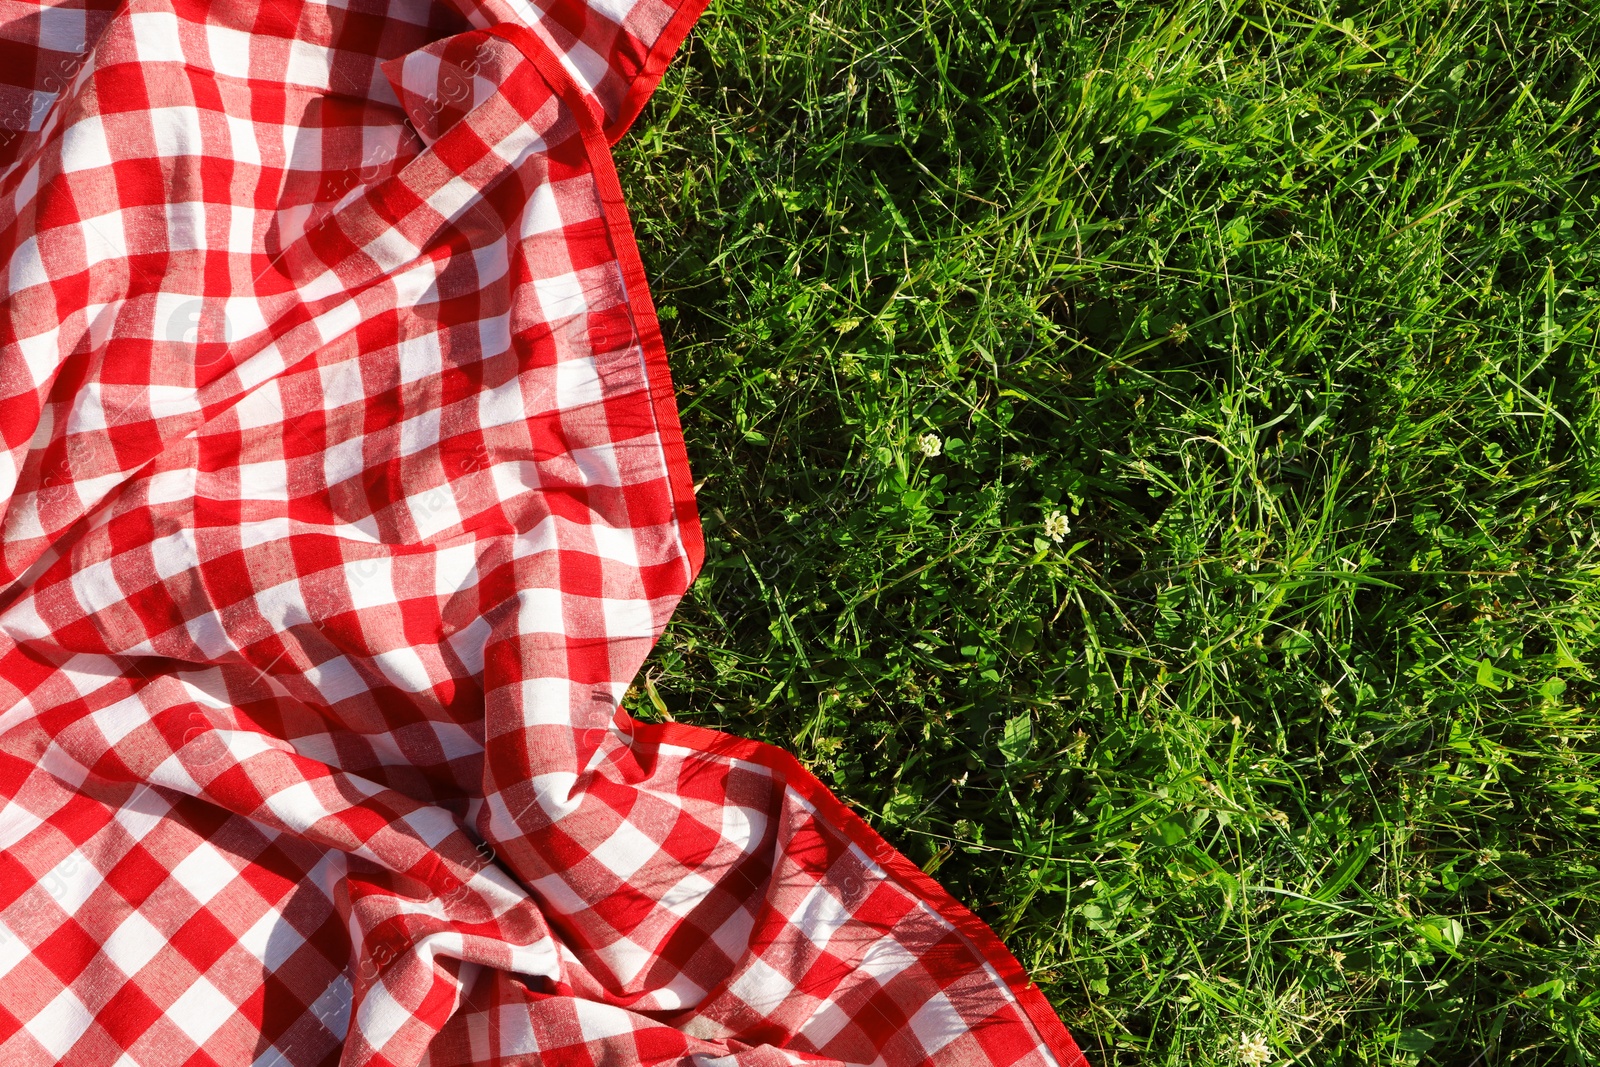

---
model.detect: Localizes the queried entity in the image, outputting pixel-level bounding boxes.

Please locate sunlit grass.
[619,1,1600,1062]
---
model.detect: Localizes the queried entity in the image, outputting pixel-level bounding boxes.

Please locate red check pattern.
[0,1,1089,1065]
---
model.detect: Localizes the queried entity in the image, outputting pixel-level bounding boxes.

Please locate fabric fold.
[0,1,1087,1065]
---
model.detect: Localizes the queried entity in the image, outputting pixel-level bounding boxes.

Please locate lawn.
[614,1,1600,1063]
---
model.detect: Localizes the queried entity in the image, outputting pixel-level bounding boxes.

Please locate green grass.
[614,1,1600,1063]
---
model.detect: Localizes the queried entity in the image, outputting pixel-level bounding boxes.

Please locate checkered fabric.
[0,1,1089,1065]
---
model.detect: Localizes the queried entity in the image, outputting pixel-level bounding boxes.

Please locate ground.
[614,1,1600,1063]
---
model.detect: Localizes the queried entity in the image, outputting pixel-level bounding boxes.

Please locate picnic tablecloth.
[0,1,1089,1064]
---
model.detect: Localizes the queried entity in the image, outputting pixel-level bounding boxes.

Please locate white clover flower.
[1236,1033,1273,1066]
[917,433,943,458]
[1043,510,1070,543]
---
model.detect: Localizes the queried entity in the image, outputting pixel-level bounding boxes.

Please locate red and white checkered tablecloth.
[0,0,1089,1064]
